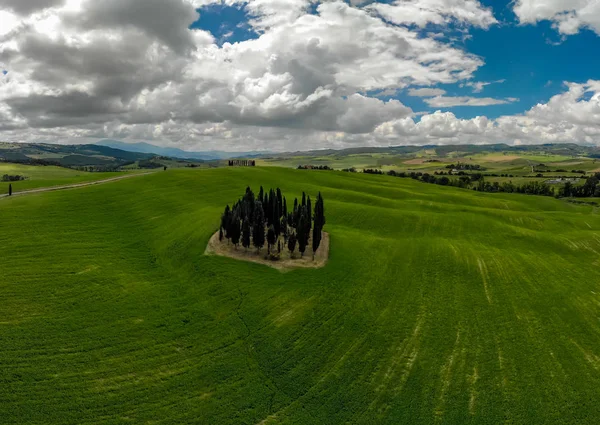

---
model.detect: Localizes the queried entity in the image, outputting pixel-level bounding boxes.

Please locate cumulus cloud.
[0,0,598,151]
[513,0,600,36]
[408,87,447,97]
[368,0,497,28]
[424,95,517,107]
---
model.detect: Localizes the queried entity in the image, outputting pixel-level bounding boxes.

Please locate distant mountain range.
[96,140,267,160]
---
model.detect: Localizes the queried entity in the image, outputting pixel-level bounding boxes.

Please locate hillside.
[0,142,153,168]
[2,167,600,423]
[96,139,267,161]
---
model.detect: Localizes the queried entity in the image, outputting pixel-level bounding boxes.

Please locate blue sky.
[192,0,600,120]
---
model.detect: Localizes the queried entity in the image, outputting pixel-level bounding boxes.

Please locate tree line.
[297,165,332,170]
[220,186,326,260]
[2,174,26,182]
[371,169,600,199]
[228,160,256,166]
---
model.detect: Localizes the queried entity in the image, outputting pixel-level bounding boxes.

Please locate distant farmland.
[2,167,600,423]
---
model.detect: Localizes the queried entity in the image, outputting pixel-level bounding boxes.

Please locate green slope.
[2,167,600,424]
[0,163,144,193]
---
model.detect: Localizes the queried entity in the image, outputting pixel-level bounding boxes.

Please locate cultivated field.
[0,163,141,193]
[2,167,600,423]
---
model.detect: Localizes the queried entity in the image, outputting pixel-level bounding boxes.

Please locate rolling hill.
[96,139,266,161]
[2,167,600,424]
[0,142,153,167]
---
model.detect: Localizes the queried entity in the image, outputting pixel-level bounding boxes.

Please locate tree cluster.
[228,160,256,167]
[219,186,326,260]
[363,168,384,175]
[445,163,482,171]
[297,165,332,170]
[1,174,26,182]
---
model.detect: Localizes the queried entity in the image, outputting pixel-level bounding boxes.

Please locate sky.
[0,0,600,152]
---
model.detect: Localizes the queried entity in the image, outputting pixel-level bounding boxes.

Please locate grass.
[0,163,138,193]
[3,167,600,424]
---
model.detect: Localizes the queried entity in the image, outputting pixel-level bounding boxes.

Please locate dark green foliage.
[267,225,276,255]
[312,192,325,259]
[253,201,265,252]
[297,214,307,257]
[306,196,312,231]
[287,232,297,256]
[219,185,325,260]
[9,184,12,196]
[221,205,231,241]
[230,211,241,247]
[281,215,288,242]
[242,218,251,250]
[2,175,26,182]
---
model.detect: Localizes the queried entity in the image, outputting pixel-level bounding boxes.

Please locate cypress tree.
[9,184,12,196]
[283,196,288,219]
[258,186,264,205]
[242,217,251,251]
[222,205,232,243]
[231,211,241,248]
[253,201,265,253]
[276,188,283,219]
[288,232,297,258]
[311,192,325,260]
[267,225,276,255]
[297,213,307,257]
[307,196,312,231]
[302,192,306,208]
[273,195,280,236]
[312,221,321,260]
[281,215,288,243]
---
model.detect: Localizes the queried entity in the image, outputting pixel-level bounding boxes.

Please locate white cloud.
[368,0,497,28]
[0,0,599,151]
[408,87,447,97]
[461,79,505,93]
[424,96,517,107]
[513,0,600,36]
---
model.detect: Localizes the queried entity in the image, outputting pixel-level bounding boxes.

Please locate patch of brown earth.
[482,155,520,162]
[403,158,426,165]
[205,231,329,271]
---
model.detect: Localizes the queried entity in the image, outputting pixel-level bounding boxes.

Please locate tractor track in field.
[0,172,156,199]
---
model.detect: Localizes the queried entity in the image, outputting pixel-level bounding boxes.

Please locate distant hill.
[0,142,153,168]
[268,143,600,158]
[96,140,265,160]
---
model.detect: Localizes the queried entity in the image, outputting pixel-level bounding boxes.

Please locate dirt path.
[0,172,156,200]
[205,230,330,271]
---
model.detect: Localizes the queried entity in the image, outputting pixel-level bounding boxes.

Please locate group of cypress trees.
[219,186,325,260]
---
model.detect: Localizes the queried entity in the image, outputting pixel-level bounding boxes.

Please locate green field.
[0,163,143,193]
[3,167,600,424]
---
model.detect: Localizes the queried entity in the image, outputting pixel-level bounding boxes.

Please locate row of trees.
[1,174,26,182]
[383,169,600,198]
[445,163,482,170]
[219,186,326,260]
[297,165,332,170]
[228,160,256,166]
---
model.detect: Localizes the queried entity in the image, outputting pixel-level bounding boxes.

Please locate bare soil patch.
[482,155,521,162]
[403,158,427,165]
[205,231,330,271]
